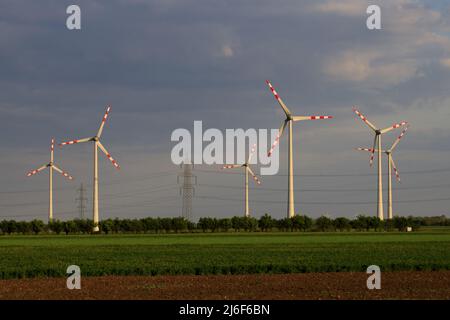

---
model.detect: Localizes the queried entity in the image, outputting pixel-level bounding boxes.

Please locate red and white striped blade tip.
[392,121,408,129]
[59,140,78,146]
[309,116,333,120]
[103,106,112,120]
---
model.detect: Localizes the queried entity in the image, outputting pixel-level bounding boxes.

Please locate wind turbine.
[356,125,409,219]
[222,144,261,217]
[265,80,333,218]
[26,138,74,222]
[352,107,407,220]
[60,105,120,232]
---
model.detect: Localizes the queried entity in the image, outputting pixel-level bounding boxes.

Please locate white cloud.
[323,50,418,86]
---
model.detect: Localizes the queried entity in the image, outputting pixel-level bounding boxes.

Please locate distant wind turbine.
[26,138,73,222]
[356,125,409,219]
[353,107,407,220]
[222,144,261,217]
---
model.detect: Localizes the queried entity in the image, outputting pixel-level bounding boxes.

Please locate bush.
[277,218,293,232]
[0,214,448,235]
[334,217,351,232]
[315,216,334,232]
[259,214,274,232]
[218,218,232,232]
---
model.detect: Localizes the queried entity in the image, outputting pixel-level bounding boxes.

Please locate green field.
[1,230,450,279]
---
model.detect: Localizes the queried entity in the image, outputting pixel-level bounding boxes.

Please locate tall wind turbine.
[265,80,333,218]
[222,144,261,217]
[26,138,74,222]
[356,125,409,219]
[353,108,407,220]
[60,106,120,232]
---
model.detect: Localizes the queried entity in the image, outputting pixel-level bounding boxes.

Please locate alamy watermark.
[66,5,81,30]
[171,121,280,175]
[366,265,381,290]
[67,265,81,290]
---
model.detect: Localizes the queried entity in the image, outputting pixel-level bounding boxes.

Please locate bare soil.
[0,271,449,300]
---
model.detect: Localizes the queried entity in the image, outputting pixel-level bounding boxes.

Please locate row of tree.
[0,214,448,235]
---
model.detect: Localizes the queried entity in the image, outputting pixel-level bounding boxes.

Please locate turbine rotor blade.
[293,115,333,121]
[265,80,292,117]
[59,137,93,146]
[370,135,377,167]
[247,143,257,164]
[356,147,374,152]
[268,120,287,157]
[390,157,401,182]
[97,141,120,169]
[247,166,261,185]
[352,107,377,131]
[26,164,48,177]
[380,121,408,134]
[50,138,55,161]
[390,125,409,151]
[52,165,74,180]
[97,105,112,138]
[222,165,241,169]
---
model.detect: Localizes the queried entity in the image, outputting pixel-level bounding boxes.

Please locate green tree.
[198,217,211,232]
[334,217,351,232]
[49,220,64,234]
[17,221,32,234]
[172,217,188,233]
[407,216,422,231]
[393,216,408,231]
[291,215,307,232]
[187,221,196,232]
[369,217,383,231]
[218,218,232,232]
[259,214,274,232]
[141,217,157,233]
[278,218,293,232]
[315,216,333,232]
[303,216,313,231]
[384,218,395,231]
[30,220,45,235]
[160,218,173,233]
[231,216,243,232]
[6,220,18,235]
[100,219,114,234]
[63,221,77,235]
[243,217,258,231]
[353,215,370,231]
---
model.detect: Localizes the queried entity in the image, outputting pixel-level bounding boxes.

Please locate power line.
[197,182,450,193]
[0,170,176,195]
[195,167,450,177]
[195,195,450,205]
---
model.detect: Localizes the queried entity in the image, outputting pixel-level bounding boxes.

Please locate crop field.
[1,229,450,280]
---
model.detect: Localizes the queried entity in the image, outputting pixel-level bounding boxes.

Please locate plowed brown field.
[0,271,449,300]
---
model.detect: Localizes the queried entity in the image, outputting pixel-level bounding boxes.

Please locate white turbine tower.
[222,144,261,217]
[356,125,409,219]
[60,106,120,232]
[26,138,74,222]
[265,80,333,218]
[353,108,408,220]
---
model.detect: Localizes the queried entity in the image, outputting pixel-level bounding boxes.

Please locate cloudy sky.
[1,0,449,221]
